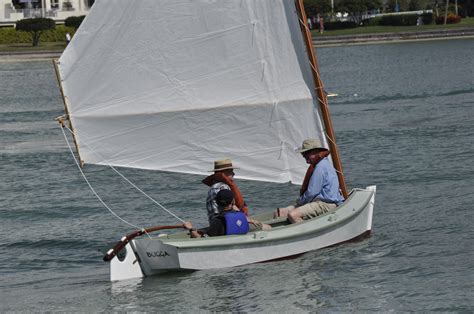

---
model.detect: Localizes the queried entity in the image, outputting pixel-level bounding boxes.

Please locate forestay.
[58,0,329,184]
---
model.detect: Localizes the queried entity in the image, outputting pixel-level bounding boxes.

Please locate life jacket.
[300,150,330,196]
[202,173,249,215]
[224,211,249,235]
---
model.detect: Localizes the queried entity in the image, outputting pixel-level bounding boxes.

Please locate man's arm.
[298,167,324,206]
[184,221,201,238]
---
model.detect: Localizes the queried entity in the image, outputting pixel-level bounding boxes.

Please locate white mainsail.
[57,0,329,184]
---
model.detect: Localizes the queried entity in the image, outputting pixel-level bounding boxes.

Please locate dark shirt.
[207,216,226,237]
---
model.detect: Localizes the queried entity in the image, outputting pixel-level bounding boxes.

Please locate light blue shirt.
[298,158,344,206]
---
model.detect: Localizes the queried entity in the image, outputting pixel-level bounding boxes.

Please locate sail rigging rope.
[108,167,185,223]
[60,124,185,224]
[59,124,142,229]
[297,13,342,174]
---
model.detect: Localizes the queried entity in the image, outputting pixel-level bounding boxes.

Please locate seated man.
[275,138,344,224]
[202,159,248,224]
[184,190,270,238]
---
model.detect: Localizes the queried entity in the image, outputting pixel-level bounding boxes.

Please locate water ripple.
[2,40,474,312]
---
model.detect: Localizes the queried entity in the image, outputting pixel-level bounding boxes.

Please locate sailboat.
[54,0,376,282]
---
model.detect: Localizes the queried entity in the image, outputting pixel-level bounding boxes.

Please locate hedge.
[323,21,358,30]
[64,15,85,29]
[365,13,433,26]
[362,16,383,26]
[0,24,75,44]
[379,14,419,26]
[421,12,433,25]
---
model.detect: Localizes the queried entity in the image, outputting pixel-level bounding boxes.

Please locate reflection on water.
[1,39,473,311]
[110,277,143,294]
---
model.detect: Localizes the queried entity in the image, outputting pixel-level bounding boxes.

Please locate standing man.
[65,32,71,45]
[202,159,248,224]
[275,138,344,223]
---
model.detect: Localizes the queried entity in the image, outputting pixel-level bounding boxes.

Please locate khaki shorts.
[298,200,337,219]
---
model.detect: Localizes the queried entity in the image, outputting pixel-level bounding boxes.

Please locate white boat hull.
[110,186,375,281]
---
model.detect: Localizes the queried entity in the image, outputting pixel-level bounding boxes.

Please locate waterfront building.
[0,0,91,25]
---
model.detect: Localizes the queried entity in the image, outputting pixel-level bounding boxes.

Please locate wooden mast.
[53,59,84,167]
[294,0,348,198]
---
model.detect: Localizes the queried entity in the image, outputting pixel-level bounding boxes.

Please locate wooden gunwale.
[155,189,373,249]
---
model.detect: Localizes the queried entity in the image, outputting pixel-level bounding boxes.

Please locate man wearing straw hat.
[275,138,344,223]
[202,159,270,231]
[202,159,248,223]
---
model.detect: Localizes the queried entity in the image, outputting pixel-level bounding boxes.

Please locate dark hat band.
[214,163,233,170]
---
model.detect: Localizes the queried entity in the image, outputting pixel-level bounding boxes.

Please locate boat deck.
[160,210,314,240]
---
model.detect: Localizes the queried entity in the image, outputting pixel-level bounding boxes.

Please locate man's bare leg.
[273,205,294,219]
[288,208,304,224]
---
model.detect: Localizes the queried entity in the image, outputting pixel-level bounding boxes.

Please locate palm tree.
[444,0,449,25]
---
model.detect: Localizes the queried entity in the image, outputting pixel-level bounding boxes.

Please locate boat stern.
[110,243,144,281]
[365,185,376,232]
[131,238,181,276]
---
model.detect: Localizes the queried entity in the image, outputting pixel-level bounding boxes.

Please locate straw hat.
[210,159,239,172]
[295,138,327,153]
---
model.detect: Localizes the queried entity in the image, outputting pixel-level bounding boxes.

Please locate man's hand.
[183,221,193,230]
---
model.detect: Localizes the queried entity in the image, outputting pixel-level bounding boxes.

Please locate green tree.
[457,0,474,16]
[336,0,382,24]
[462,0,474,15]
[64,15,86,29]
[304,0,332,17]
[409,0,422,10]
[15,18,55,46]
[443,0,449,24]
[385,0,411,12]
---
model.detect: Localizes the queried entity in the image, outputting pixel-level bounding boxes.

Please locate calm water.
[1,39,473,312]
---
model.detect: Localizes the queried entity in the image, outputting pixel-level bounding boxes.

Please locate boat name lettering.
[146,251,170,258]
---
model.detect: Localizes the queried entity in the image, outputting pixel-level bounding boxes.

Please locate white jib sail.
[58,0,329,185]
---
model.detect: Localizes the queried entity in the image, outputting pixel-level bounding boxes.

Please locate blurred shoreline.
[313,27,474,46]
[1,28,473,62]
